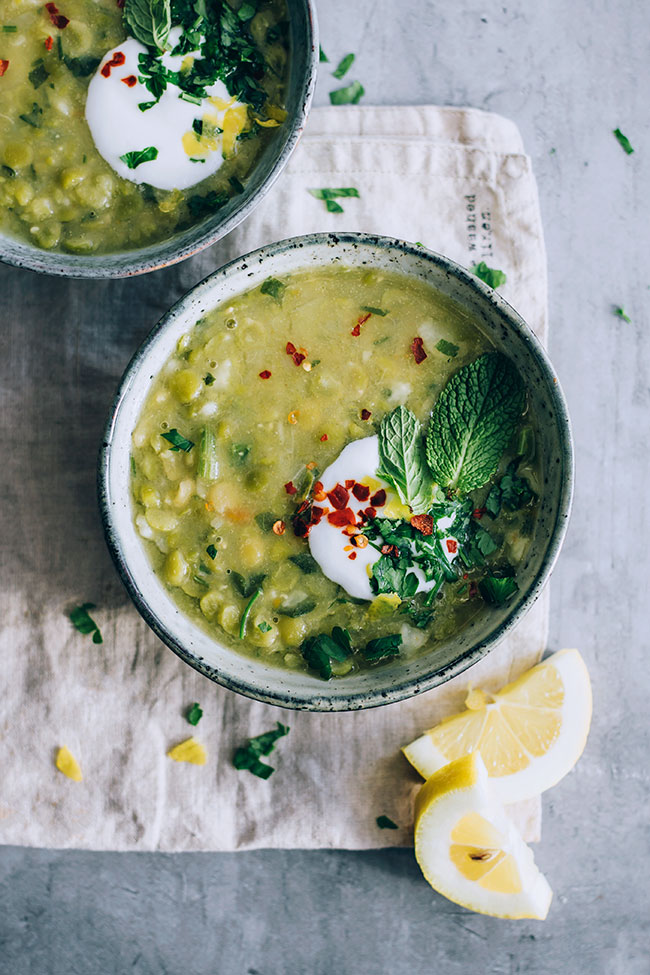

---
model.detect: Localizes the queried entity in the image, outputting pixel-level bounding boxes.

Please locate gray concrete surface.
[1,0,649,972]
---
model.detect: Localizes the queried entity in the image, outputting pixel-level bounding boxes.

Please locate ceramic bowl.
[0,0,317,279]
[99,232,573,710]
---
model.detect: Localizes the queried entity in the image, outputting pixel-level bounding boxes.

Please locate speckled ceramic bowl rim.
[99,232,574,711]
[0,0,318,280]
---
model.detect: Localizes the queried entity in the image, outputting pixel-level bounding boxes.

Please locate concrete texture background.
[1,0,649,972]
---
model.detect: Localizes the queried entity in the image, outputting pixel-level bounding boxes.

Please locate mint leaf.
[377,406,435,514]
[186,702,203,725]
[120,146,159,170]
[425,353,525,493]
[123,0,171,51]
[329,80,364,105]
[471,262,507,289]
[613,128,634,155]
[69,603,103,644]
[332,53,355,79]
[435,339,459,358]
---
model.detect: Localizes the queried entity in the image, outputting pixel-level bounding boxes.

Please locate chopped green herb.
[471,262,507,289]
[206,544,218,560]
[377,405,434,514]
[376,815,399,830]
[69,603,103,644]
[138,100,158,112]
[186,702,203,726]
[120,146,159,170]
[197,428,218,480]
[614,306,631,323]
[238,1,256,19]
[258,621,272,633]
[130,455,137,476]
[229,175,245,194]
[332,52,355,79]
[415,241,424,247]
[161,428,194,452]
[613,128,634,155]
[435,339,459,358]
[363,633,402,663]
[180,91,202,105]
[187,190,228,219]
[255,511,280,532]
[19,103,43,128]
[233,722,289,779]
[301,626,353,679]
[189,157,206,163]
[192,118,203,136]
[308,187,360,214]
[28,59,48,88]
[123,0,171,52]
[288,552,319,574]
[425,353,525,493]
[319,45,329,62]
[479,574,519,606]
[204,372,215,385]
[360,306,389,317]
[2,165,16,179]
[64,55,101,78]
[329,79,365,105]
[485,461,536,518]
[230,442,251,466]
[277,598,317,618]
[260,277,286,302]
[239,586,263,639]
[2,25,18,32]
[230,571,265,599]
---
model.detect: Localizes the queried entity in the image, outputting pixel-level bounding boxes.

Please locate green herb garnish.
[254,512,279,532]
[161,428,194,452]
[187,190,228,219]
[613,128,634,155]
[237,1,256,20]
[206,544,218,560]
[233,722,289,779]
[319,45,329,62]
[425,353,525,493]
[485,461,536,518]
[260,277,286,302]
[19,103,43,128]
[301,627,352,679]
[230,571,265,599]
[120,146,159,170]
[363,633,402,662]
[197,427,218,480]
[277,598,317,618]
[239,586,263,639]
[360,306,389,317]
[2,165,15,178]
[376,815,399,830]
[229,175,245,194]
[332,52,355,79]
[2,25,18,32]
[435,339,459,358]
[614,306,631,323]
[471,262,507,289]
[329,79,364,105]
[64,55,101,77]
[377,406,434,514]
[28,59,48,89]
[258,621,272,633]
[186,702,203,726]
[479,574,519,606]
[123,0,171,52]
[204,373,215,385]
[288,552,319,574]
[307,187,360,213]
[230,442,251,466]
[69,603,103,644]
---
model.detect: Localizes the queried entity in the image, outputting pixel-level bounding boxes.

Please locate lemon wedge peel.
[414,752,553,920]
[403,649,592,803]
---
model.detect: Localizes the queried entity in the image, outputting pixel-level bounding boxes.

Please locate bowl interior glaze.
[0,0,317,279]
[99,233,573,710]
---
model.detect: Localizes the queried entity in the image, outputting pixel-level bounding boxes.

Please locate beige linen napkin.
[0,105,548,850]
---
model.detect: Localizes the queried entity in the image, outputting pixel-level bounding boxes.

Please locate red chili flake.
[348,552,358,560]
[100,50,125,77]
[473,507,486,519]
[44,36,53,50]
[364,506,377,519]
[284,481,297,495]
[313,480,326,501]
[446,538,458,554]
[410,336,427,364]
[360,409,372,421]
[462,573,468,580]
[327,483,350,510]
[259,369,272,379]
[272,520,286,536]
[285,341,306,367]
[370,489,386,507]
[121,74,137,87]
[352,483,370,502]
[327,508,356,527]
[410,514,434,536]
[351,312,371,337]
[320,434,328,442]
[344,479,355,489]
[0,60,8,77]
[311,505,324,522]
[45,3,70,29]
[351,534,369,549]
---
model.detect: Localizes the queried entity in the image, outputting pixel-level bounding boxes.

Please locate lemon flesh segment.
[414,753,552,920]
[403,649,592,803]
[55,746,83,781]
[167,737,207,765]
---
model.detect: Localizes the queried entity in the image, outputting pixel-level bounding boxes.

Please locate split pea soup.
[130,266,542,680]
[0,0,288,254]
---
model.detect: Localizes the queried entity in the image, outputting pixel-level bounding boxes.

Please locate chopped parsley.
[203,372,215,385]
[376,815,399,830]
[19,102,43,128]
[435,338,459,358]
[229,175,245,194]
[471,262,507,289]
[614,306,631,323]
[233,722,289,779]
[277,598,317,618]
[363,634,402,662]
[161,428,194,452]
[308,187,360,213]
[230,571,266,598]
[361,306,389,317]
[301,626,353,679]
[485,461,536,518]
[187,190,228,220]
[288,552,319,574]
[63,55,101,78]
[28,58,49,89]
[69,603,103,644]
[230,442,251,466]
[186,702,203,726]
[260,277,286,302]
[329,79,365,105]
[258,621,272,633]
[2,25,18,32]
[479,574,519,606]
[613,128,634,155]
[254,511,280,532]
[319,45,329,62]
[119,146,159,170]
[332,52,355,79]
[206,544,218,560]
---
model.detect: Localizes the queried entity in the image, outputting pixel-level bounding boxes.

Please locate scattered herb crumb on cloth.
[0,105,550,851]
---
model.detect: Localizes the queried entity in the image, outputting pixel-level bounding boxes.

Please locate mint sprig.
[123,0,171,52]
[377,406,435,515]
[425,353,525,493]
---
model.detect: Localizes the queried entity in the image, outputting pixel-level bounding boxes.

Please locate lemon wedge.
[403,649,592,803]
[55,746,83,781]
[167,737,207,765]
[415,752,552,919]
